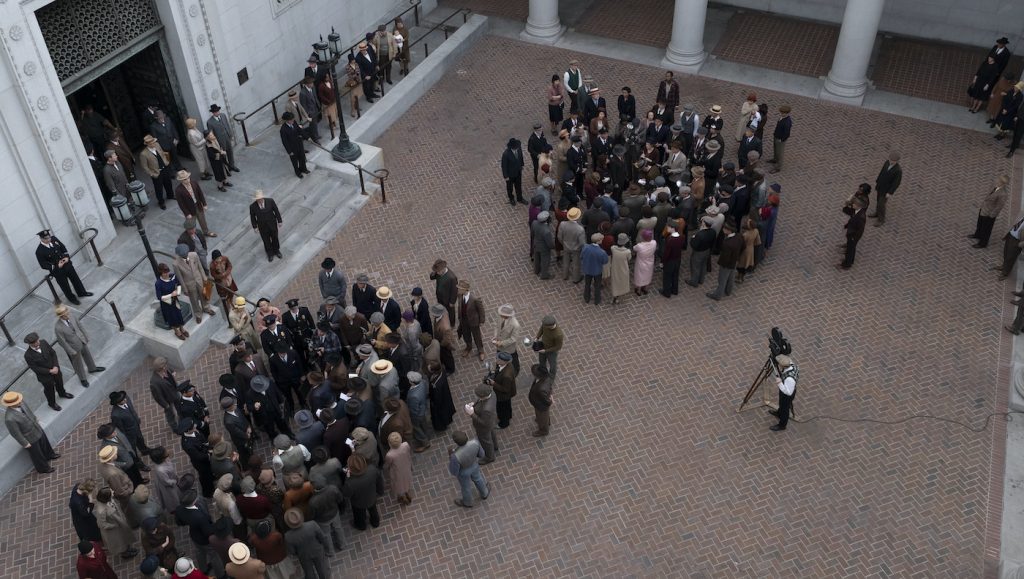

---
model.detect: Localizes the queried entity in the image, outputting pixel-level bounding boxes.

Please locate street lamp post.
[112,181,160,277]
[315,29,362,163]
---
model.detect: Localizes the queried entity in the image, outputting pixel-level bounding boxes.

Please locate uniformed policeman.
[282,298,315,366]
[770,354,798,431]
[35,230,92,305]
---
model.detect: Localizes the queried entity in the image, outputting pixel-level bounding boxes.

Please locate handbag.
[346,78,359,88]
[202,279,214,301]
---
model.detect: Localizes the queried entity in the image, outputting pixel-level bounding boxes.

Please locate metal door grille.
[36,0,162,82]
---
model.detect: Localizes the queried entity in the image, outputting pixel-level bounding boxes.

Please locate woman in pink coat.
[632,229,657,295]
[384,432,413,505]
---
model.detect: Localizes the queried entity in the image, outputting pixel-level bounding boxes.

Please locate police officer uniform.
[35,230,92,305]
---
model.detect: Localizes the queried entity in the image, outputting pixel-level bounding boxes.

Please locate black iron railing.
[412,9,471,58]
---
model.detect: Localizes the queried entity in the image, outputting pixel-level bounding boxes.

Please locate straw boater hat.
[371,360,394,375]
[254,190,264,200]
[710,104,722,114]
[55,304,69,316]
[567,207,582,221]
[233,296,246,308]
[228,543,251,565]
[357,41,368,50]
[376,286,392,300]
[99,445,118,463]
[2,392,23,407]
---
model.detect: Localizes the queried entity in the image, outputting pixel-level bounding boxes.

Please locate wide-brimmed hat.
[254,190,265,200]
[430,303,447,317]
[176,169,191,181]
[997,37,1010,45]
[369,312,384,325]
[295,409,315,427]
[109,391,127,405]
[220,396,236,410]
[779,105,791,114]
[407,371,422,383]
[705,205,720,216]
[2,392,23,407]
[704,140,721,152]
[498,304,515,317]
[251,375,271,394]
[356,344,374,357]
[351,427,370,442]
[344,398,363,416]
[457,280,470,292]
[228,542,250,565]
[588,87,600,95]
[211,441,231,460]
[209,103,221,112]
[174,557,196,576]
[376,286,392,300]
[174,244,189,258]
[99,445,118,463]
[284,508,304,529]
[371,360,394,375]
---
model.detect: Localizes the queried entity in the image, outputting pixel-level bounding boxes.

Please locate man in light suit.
[206,104,239,171]
[2,391,59,473]
[318,258,347,307]
[53,304,104,387]
[24,332,72,411]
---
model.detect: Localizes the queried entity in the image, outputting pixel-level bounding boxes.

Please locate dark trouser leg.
[583,275,593,303]
[51,272,76,302]
[535,407,550,434]
[874,192,888,222]
[440,347,456,374]
[663,260,680,295]
[842,236,859,268]
[777,391,793,428]
[61,264,87,295]
[976,215,996,247]
[531,156,539,182]
[362,81,375,101]
[126,463,145,487]
[476,428,495,460]
[512,175,523,201]
[368,503,380,527]
[496,398,512,428]
[1002,235,1023,277]
[26,439,52,472]
[351,507,367,529]
[538,351,558,377]
[471,327,483,352]
[592,275,603,304]
[162,405,178,430]
[289,154,302,177]
[574,174,585,199]
[1012,302,1024,332]
[511,351,520,375]
[506,179,516,204]
[689,250,709,285]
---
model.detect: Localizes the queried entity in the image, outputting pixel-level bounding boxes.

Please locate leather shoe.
[49,404,62,411]
[479,458,494,465]
[453,499,473,508]
[972,243,986,248]
[768,409,779,417]
[59,392,74,399]
[268,255,274,262]
[80,380,89,388]
[49,452,61,459]
[1013,291,1024,297]
[37,467,55,474]
[769,425,785,431]
[1006,324,1021,335]
[1012,299,1021,306]
[78,292,94,297]
[66,297,81,306]
[275,251,283,258]
[90,367,105,373]
[230,166,240,172]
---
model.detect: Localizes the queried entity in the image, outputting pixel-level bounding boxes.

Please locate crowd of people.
[969,36,1024,157]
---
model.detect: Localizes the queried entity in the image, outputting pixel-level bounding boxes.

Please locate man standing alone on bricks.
[770,355,797,431]
[869,152,902,227]
[250,190,283,262]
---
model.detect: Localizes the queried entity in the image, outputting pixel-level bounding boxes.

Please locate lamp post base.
[331,138,363,163]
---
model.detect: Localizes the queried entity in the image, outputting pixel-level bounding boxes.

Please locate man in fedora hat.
[768,105,792,173]
[221,396,253,465]
[110,389,150,458]
[270,341,304,416]
[53,304,103,387]
[988,36,1013,77]
[466,384,498,464]
[501,137,527,205]
[527,123,548,184]
[318,258,348,307]
[429,260,459,324]
[177,380,211,438]
[206,103,239,172]
[148,109,181,169]
[456,280,486,361]
[532,211,555,279]
[299,76,322,143]
[3,391,59,473]
[248,375,293,439]
[280,111,309,178]
[23,331,72,411]
[35,229,92,306]
[492,304,521,374]
[582,86,606,126]
[140,133,174,209]
[177,217,210,274]
[175,169,216,237]
[429,303,458,373]
[174,490,222,576]
[283,507,331,578]
[770,354,798,431]
[178,418,215,498]
[97,444,136,511]
[558,207,586,282]
[98,422,147,487]
[173,242,215,324]
[249,190,283,262]
[373,23,398,85]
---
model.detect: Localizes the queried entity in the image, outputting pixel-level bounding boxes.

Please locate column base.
[661,50,707,75]
[520,23,565,45]
[820,74,869,105]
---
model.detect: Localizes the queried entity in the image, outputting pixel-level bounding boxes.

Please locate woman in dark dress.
[70,480,102,543]
[426,362,455,432]
[205,130,234,191]
[155,263,188,340]
[968,56,1001,113]
[139,516,179,570]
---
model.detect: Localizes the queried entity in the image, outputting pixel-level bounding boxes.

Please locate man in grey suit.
[53,304,104,387]
[299,76,322,143]
[206,103,239,171]
[101,150,129,199]
[3,391,59,473]
[318,258,347,307]
[98,422,147,486]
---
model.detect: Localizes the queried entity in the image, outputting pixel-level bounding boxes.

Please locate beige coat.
[736,101,758,141]
[95,498,134,555]
[980,185,1008,218]
[173,252,208,298]
[373,31,398,61]
[229,308,262,352]
[99,462,134,502]
[187,128,211,174]
[138,145,170,178]
[610,245,632,297]
[226,559,268,579]
[739,228,761,269]
[284,98,310,125]
[493,316,520,354]
[432,315,458,350]
[384,441,413,498]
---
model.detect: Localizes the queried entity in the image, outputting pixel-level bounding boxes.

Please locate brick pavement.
[574,0,675,48]
[712,12,838,79]
[872,36,1024,107]
[0,34,1018,578]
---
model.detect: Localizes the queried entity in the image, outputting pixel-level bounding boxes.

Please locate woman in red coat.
[76,541,117,579]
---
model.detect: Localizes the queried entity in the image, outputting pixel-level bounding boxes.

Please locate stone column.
[821,0,885,103]
[661,0,709,73]
[520,0,564,45]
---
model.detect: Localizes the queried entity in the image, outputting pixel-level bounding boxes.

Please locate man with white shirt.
[563,59,583,114]
[769,355,798,431]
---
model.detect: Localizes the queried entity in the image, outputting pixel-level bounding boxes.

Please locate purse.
[202,279,214,301]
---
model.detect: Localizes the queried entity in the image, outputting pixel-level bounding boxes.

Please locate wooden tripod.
[736,356,795,419]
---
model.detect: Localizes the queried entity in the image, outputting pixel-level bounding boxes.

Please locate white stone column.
[821,0,885,103]
[520,0,564,45]
[661,0,709,73]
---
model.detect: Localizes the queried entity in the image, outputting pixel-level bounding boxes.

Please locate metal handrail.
[308,140,391,203]
[409,8,471,58]
[0,228,101,346]
[235,0,421,146]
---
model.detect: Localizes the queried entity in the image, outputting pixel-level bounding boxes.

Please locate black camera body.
[769,327,791,357]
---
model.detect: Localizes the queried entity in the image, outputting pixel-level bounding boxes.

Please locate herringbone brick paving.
[0,34,1018,577]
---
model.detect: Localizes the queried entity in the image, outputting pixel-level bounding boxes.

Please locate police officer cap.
[177,379,195,393]
[286,298,299,308]
[497,352,512,362]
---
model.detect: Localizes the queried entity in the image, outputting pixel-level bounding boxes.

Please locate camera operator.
[770,354,797,431]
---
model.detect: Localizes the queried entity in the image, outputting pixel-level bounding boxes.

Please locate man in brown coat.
[379,397,413,448]
[98,445,135,511]
[174,169,217,238]
[456,280,486,361]
[428,304,457,374]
